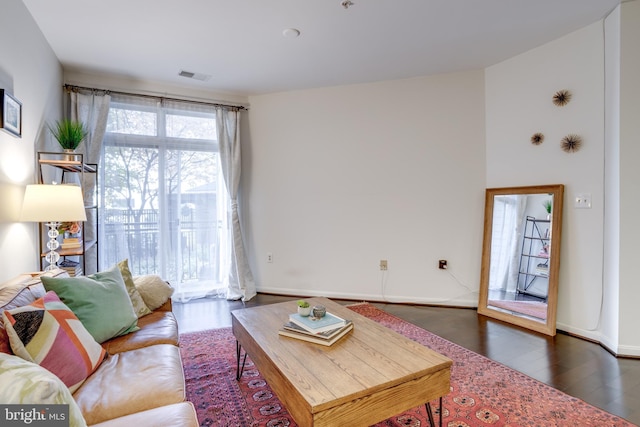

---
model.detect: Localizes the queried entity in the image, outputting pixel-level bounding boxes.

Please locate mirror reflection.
[478,185,563,336]
[488,193,552,320]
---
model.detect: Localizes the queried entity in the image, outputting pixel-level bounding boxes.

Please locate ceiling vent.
[178,70,212,82]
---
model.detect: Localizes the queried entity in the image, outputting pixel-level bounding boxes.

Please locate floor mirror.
[477,184,563,336]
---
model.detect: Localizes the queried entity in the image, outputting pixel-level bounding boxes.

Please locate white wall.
[0,0,63,281]
[486,21,627,346]
[618,1,640,355]
[246,71,486,305]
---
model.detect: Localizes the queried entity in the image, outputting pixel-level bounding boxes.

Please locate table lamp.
[20,184,87,271]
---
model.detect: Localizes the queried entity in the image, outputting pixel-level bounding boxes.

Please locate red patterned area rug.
[487,299,548,320]
[179,303,634,427]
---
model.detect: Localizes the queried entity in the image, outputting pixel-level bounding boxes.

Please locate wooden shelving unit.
[516,216,550,301]
[38,158,97,173]
[37,151,98,275]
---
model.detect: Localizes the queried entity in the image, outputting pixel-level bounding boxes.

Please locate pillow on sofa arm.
[132,275,174,311]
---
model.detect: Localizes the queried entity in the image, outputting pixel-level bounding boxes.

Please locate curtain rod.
[63,84,247,111]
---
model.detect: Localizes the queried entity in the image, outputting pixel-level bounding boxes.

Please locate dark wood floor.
[173,294,640,425]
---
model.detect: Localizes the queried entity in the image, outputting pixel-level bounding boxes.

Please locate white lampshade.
[20,184,87,222]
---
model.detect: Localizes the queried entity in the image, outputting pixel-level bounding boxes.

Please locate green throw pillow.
[41,265,139,343]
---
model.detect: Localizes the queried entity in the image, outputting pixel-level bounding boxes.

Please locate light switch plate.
[574,193,592,209]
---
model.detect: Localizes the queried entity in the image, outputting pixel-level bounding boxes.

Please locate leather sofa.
[0,269,199,427]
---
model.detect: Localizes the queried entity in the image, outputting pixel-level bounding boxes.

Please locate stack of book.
[59,259,82,277]
[61,237,82,250]
[278,312,353,346]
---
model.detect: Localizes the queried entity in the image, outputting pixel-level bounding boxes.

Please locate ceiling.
[22,0,620,97]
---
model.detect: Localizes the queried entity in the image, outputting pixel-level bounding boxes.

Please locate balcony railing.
[101,209,220,285]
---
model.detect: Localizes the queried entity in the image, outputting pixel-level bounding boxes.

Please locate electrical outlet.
[379,260,388,271]
[439,260,448,269]
[267,253,273,263]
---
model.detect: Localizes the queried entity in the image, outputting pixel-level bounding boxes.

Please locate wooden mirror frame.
[478,184,564,336]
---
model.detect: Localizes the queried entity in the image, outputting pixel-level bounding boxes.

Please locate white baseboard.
[258,287,639,357]
[552,322,640,357]
[255,286,478,307]
[615,344,640,357]
[556,322,603,343]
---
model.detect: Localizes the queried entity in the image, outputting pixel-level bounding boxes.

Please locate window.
[101,96,227,299]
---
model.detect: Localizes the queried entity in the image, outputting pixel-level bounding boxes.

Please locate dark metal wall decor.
[560,134,582,153]
[529,89,581,151]
[530,132,544,145]
[552,90,572,107]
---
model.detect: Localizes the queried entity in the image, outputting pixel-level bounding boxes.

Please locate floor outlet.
[439,260,448,269]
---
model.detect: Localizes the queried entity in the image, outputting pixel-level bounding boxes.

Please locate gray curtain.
[217,107,256,301]
[489,195,526,293]
[68,90,111,274]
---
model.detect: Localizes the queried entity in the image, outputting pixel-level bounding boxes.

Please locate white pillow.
[132,275,174,311]
[0,353,87,427]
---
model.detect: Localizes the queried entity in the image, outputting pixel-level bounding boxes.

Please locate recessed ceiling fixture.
[282,28,301,38]
[178,70,212,82]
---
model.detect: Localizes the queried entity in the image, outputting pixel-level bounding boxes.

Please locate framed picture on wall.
[0,89,22,137]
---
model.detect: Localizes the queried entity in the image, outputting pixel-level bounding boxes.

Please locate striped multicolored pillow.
[2,291,106,392]
[0,326,11,354]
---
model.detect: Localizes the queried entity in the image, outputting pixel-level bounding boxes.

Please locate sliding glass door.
[101,96,227,300]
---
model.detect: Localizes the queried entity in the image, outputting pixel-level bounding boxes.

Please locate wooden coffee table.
[231,297,451,427]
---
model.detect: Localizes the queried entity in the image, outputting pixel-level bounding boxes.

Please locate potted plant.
[543,200,552,219]
[48,119,88,158]
[297,300,311,317]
